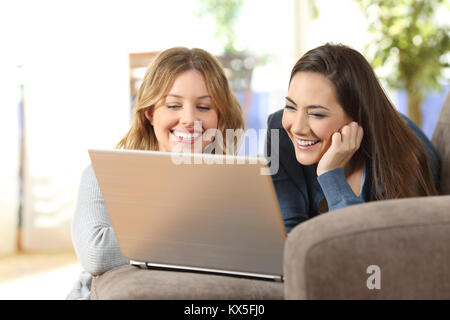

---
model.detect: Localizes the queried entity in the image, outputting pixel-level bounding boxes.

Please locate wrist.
[317,166,339,177]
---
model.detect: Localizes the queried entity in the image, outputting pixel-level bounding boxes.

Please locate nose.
[180,105,197,127]
[291,111,310,136]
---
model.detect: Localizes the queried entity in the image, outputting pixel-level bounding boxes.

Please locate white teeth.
[296,139,318,146]
[173,131,201,140]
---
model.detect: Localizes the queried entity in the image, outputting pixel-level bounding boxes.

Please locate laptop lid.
[88,149,286,280]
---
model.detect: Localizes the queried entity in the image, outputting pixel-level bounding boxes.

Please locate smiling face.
[145,69,219,153]
[282,71,353,165]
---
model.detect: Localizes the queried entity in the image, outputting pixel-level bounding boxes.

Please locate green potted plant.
[355,0,450,126]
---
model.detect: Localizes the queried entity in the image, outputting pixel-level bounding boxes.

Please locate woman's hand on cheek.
[316,122,364,176]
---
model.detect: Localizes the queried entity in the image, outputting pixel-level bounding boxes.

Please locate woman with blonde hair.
[67,47,245,299]
[117,47,244,153]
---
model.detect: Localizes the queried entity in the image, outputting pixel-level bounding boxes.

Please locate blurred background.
[0,0,448,299]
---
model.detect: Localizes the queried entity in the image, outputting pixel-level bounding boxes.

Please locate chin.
[294,151,320,166]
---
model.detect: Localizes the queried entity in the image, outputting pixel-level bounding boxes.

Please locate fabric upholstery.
[91,265,283,300]
[432,92,450,195]
[284,195,450,299]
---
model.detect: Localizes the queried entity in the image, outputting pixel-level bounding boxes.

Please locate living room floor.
[0,251,82,299]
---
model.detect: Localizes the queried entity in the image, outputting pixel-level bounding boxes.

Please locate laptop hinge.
[139,262,284,282]
[130,260,149,269]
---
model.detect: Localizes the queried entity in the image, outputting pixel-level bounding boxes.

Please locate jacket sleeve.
[71,165,129,276]
[317,168,365,211]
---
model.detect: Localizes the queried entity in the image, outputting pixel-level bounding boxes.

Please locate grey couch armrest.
[284,195,450,299]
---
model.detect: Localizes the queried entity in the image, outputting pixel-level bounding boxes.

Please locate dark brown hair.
[290,43,437,199]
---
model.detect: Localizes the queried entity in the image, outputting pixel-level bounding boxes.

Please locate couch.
[91,92,450,300]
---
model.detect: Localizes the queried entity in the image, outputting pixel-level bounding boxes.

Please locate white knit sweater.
[66,165,129,300]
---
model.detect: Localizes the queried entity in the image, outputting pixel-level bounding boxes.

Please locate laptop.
[88,149,286,282]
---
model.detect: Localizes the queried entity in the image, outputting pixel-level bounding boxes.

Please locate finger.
[331,132,342,149]
[351,122,360,149]
[340,125,352,148]
[356,125,364,147]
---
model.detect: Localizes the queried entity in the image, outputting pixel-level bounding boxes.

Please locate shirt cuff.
[317,168,360,210]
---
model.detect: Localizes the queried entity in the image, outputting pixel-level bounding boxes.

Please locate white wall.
[0,63,20,255]
[0,0,374,251]
[14,4,130,250]
[0,0,225,251]
[243,0,372,115]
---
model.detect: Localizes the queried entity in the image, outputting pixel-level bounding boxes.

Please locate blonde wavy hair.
[116,47,245,154]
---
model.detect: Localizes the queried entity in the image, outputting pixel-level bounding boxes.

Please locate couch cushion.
[91,265,283,300]
[284,195,450,299]
[432,92,450,194]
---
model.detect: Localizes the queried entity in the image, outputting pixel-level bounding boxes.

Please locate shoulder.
[398,113,426,138]
[267,109,284,130]
[82,164,95,179]
[397,112,440,186]
[397,112,436,154]
[266,109,312,189]
[80,164,98,186]
[77,164,103,198]
[266,109,296,154]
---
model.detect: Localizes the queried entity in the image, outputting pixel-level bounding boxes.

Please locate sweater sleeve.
[71,165,129,276]
[317,168,365,211]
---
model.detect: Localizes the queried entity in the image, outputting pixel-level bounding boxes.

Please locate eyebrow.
[285,96,330,111]
[166,94,212,100]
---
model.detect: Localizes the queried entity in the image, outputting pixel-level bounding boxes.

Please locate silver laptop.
[88,149,286,282]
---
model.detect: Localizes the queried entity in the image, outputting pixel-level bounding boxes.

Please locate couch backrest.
[432,92,450,195]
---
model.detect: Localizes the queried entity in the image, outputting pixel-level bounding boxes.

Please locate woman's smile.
[170,128,203,144]
[294,137,321,150]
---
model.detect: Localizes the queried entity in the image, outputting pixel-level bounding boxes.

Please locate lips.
[294,138,320,150]
[170,130,203,144]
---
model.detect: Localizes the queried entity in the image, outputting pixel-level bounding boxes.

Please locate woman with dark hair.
[266,43,440,234]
